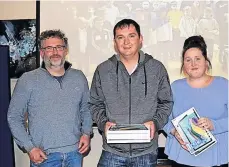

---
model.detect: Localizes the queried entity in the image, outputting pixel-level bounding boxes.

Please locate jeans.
[98,150,157,167]
[171,160,228,167]
[30,150,82,167]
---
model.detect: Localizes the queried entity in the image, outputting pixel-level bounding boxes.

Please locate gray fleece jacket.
[7,62,92,154]
[89,50,173,157]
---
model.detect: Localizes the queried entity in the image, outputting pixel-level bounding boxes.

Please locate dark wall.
[0,45,15,167]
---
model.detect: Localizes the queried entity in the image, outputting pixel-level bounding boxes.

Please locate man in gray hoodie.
[89,19,173,166]
[7,29,92,166]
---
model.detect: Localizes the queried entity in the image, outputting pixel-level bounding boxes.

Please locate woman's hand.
[197,117,214,131]
[171,129,189,151]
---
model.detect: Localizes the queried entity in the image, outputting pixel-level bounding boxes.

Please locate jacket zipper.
[129,76,132,156]
[58,66,71,89]
[53,73,65,89]
[44,67,71,90]
[59,77,64,89]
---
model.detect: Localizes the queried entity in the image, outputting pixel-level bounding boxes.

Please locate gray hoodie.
[7,62,92,154]
[89,51,173,157]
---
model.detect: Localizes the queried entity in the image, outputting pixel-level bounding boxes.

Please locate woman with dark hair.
[164,35,228,167]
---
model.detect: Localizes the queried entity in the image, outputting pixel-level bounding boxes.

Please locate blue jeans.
[30,150,82,167]
[98,150,157,167]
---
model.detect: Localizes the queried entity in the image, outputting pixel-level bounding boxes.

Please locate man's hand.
[171,129,189,151]
[144,121,156,139]
[78,134,90,154]
[28,148,47,164]
[197,117,214,131]
[105,121,116,137]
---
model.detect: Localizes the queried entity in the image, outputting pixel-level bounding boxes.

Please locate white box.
[107,124,150,143]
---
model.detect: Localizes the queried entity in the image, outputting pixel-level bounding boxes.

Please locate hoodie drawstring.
[144,65,147,97]
[116,61,147,96]
[116,61,119,91]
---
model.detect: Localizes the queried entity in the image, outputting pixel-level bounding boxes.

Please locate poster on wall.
[0,19,37,78]
[40,0,228,84]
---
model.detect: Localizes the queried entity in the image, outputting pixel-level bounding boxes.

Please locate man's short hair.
[113,19,141,39]
[38,29,68,49]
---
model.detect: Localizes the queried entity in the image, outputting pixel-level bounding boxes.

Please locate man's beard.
[44,55,65,69]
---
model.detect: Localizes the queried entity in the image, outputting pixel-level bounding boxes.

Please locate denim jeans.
[30,150,82,167]
[98,150,157,167]
[171,160,229,167]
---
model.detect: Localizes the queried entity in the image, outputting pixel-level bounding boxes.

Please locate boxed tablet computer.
[107,124,150,143]
[172,107,217,156]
